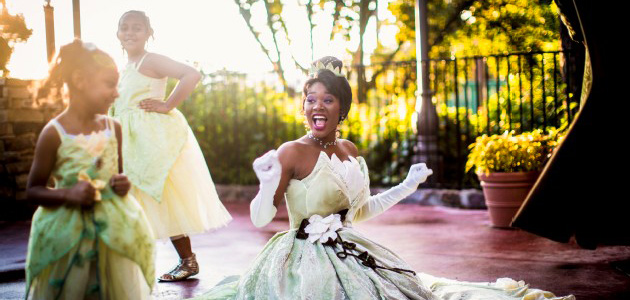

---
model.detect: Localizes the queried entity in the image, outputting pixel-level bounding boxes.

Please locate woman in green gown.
[193,57,574,300]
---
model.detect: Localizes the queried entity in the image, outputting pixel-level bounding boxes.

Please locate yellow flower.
[466,128,563,173]
[78,170,106,201]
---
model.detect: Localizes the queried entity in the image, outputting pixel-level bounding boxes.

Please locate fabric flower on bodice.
[78,170,106,201]
[329,154,364,202]
[74,131,107,158]
[304,213,343,244]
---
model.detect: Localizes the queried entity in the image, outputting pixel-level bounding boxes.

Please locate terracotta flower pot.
[478,171,540,228]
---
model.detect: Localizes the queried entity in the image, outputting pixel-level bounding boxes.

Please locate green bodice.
[285,151,371,229]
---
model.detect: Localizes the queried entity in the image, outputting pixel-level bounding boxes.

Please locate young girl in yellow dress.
[25,40,155,299]
[110,10,232,281]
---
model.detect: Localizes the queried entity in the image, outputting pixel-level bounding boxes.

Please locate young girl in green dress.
[111,10,232,282]
[26,40,155,299]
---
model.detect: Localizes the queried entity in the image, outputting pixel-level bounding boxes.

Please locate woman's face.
[303,81,341,140]
[117,13,151,53]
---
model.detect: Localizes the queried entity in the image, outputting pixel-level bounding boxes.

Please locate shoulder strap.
[49,119,67,138]
[104,117,117,142]
[103,116,113,131]
[135,52,150,70]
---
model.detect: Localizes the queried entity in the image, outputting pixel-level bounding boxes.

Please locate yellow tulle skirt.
[132,129,232,239]
[28,239,152,300]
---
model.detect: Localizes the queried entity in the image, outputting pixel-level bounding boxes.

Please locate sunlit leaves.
[466,129,563,174]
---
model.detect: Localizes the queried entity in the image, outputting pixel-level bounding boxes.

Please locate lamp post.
[414,0,439,186]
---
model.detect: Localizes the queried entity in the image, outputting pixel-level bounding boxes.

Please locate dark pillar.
[72,0,80,38]
[43,1,55,62]
[414,0,439,187]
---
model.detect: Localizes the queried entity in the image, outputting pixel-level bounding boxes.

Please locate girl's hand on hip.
[139,99,171,114]
[110,173,131,196]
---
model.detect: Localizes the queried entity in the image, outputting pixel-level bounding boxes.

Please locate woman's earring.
[336,116,344,139]
[303,116,310,132]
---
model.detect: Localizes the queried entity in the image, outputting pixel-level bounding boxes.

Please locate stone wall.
[0,78,63,220]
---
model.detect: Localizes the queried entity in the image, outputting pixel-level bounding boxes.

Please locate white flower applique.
[74,131,107,158]
[304,213,343,244]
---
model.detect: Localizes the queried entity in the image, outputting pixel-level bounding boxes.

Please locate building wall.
[0,78,63,220]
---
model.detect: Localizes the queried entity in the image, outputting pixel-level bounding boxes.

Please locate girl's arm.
[26,124,95,207]
[138,53,201,113]
[114,119,124,173]
[110,118,131,196]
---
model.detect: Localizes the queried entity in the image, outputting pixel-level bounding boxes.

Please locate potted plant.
[466,129,563,228]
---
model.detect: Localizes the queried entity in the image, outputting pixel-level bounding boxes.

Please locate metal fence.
[180,50,578,188]
[423,50,579,188]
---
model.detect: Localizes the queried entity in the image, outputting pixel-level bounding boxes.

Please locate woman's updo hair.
[38,39,115,99]
[118,10,154,39]
[303,56,352,123]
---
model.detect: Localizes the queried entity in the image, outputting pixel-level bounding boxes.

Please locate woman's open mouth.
[312,114,327,131]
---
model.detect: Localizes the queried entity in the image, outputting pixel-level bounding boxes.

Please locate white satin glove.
[354,163,433,223]
[250,150,282,227]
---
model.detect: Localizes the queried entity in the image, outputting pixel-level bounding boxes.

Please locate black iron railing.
[421,51,579,188]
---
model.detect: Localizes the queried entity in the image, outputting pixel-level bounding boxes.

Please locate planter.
[478,171,540,228]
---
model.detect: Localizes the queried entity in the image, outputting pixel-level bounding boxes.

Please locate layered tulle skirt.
[132,128,232,239]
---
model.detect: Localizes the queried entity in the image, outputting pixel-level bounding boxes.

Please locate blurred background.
[1,0,582,215]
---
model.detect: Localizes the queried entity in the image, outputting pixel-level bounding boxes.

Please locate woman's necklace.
[308,132,337,149]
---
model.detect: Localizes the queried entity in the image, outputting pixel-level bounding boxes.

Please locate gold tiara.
[309,61,345,77]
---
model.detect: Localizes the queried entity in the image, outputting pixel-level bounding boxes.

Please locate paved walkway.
[1,203,629,299]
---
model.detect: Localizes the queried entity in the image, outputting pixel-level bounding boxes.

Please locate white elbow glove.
[356,163,433,222]
[250,150,282,227]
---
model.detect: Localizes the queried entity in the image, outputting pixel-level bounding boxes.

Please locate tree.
[389,0,560,58]
[0,0,33,77]
[233,0,401,101]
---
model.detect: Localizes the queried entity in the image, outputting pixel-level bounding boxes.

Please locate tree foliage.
[389,0,561,59]
[1,0,33,76]
[233,0,397,101]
